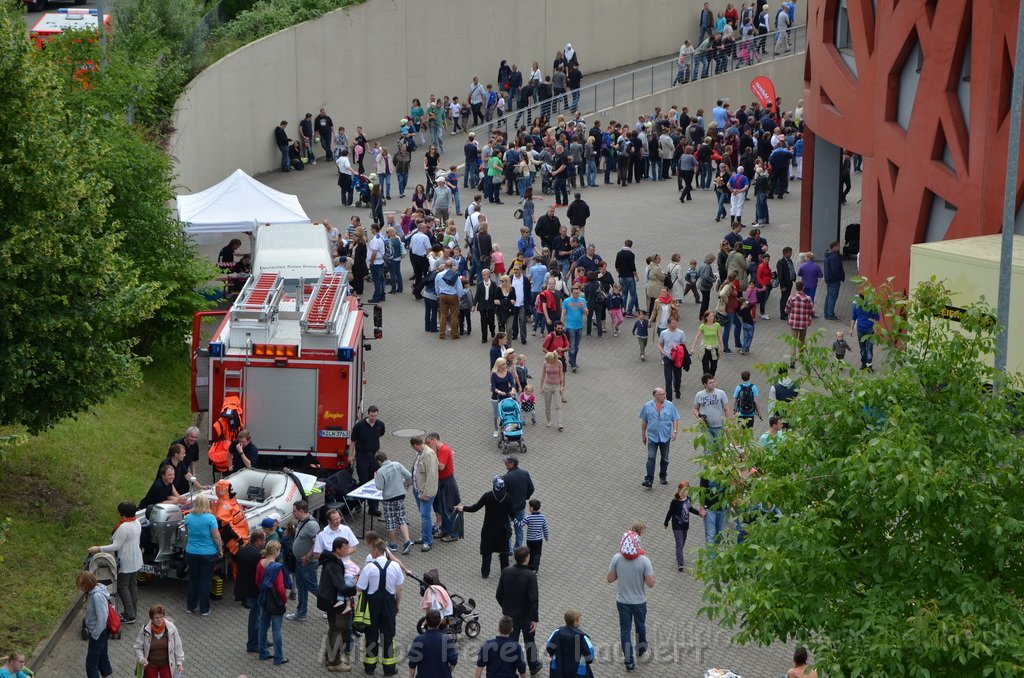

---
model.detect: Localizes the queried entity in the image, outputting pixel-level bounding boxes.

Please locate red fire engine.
[29,8,111,50]
[191,271,381,471]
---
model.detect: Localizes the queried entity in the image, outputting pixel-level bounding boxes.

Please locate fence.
[468,24,806,138]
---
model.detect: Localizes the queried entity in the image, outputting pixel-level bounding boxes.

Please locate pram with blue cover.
[497,397,526,453]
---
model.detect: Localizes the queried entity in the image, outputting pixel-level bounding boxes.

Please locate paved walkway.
[40,80,867,678]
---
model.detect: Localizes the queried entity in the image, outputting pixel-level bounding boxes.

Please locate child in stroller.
[81,552,120,640]
[497,397,526,453]
[539,162,555,195]
[352,174,372,208]
[414,569,481,639]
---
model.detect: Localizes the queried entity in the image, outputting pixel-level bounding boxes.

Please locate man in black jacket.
[502,455,535,549]
[565,193,591,241]
[318,537,356,672]
[274,121,290,172]
[614,240,639,316]
[534,207,561,251]
[314,108,334,161]
[776,246,797,321]
[235,528,266,653]
[475,268,500,344]
[495,546,541,675]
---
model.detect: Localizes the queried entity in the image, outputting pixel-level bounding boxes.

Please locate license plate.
[139,564,161,575]
[319,429,349,438]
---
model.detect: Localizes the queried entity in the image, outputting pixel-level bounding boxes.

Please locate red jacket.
[756,261,773,289]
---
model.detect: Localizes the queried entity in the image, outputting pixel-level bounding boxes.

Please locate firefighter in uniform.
[357,539,404,675]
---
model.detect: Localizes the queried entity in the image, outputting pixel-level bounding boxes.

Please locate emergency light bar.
[337,347,354,362]
[254,343,298,358]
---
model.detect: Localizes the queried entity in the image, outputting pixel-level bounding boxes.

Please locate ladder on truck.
[300,272,349,334]
[231,272,284,323]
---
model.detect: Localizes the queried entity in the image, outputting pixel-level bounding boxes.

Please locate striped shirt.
[524,513,550,542]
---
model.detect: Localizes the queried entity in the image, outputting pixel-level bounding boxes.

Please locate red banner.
[750,76,777,110]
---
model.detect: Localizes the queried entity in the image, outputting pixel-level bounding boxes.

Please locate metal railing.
[468,24,806,138]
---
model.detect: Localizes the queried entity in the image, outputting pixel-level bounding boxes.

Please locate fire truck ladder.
[223,368,244,400]
[300,272,348,334]
[230,272,284,323]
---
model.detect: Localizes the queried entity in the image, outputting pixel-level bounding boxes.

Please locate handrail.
[467,24,806,138]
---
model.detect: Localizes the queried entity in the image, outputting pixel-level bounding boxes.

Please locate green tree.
[694,281,1024,677]
[0,2,160,432]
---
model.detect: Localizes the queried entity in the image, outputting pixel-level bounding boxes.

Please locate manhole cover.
[392,428,426,438]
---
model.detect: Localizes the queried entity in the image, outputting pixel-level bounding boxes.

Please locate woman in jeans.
[539,351,565,430]
[677,146,697,201]
[386,226,403,294]
[257,540,292,665]
[693,310,724,375]
[712,164,731,222]
[79,571,112,678]
[183,493,222,616]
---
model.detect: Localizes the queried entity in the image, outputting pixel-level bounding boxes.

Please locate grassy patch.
[0,353,193,653]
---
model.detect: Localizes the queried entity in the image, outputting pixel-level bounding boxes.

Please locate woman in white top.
[530,62,542,84]
[323,221,341,257]
[88,501,144,623]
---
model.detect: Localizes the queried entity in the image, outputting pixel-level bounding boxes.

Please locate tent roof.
[176,169,309,234]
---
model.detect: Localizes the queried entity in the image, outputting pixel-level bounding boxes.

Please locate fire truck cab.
[192,271,379,471]
[29,8,111,50]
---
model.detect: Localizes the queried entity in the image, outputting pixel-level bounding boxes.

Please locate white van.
[252,223,333,287]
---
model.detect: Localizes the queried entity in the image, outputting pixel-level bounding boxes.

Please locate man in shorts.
[374,451,415,555]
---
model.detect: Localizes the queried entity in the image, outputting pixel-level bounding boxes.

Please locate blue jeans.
[452,190,461,215]
[615,601,648,668]
[566,328,583,368]
[388,259,403,293]
[279,143,289,171]
[619,276,638,314]
[510,508,527,550]
[370,264,386,301]
[741,322,755,351]
[437,476,460,537]
[604,155,613,183]
[415,490,434,546]
[824,281,841,318]
[857,329,874,367]
[532,309,547,335]
[431,126,444,153]
[259,610,285,663]
[715,191,728,219]
[806,286,818,302]
[185,552,216,614]
[586,159,597,186]
[424,297,439,332]
[704,509,728,545]
[649,158,659,181]
[86,628,112,678]
[721,312,739,350]
[698,161,713,188]
[380,173,392,199]
[293,560,318,618]
[245,596,262,651]
[755,192,769,223]
[518,175,530,197]
[464,163,476,188]
[397,171,409,196]
[645,440,670,484]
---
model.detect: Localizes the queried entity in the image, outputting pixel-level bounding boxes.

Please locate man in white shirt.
[357,539,405,675]
[409,222,432,296]
[658,317,688,401]
[368,224,387,303]
[313,508,360,561]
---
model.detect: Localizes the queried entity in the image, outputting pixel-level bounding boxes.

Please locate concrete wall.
[586,55,805,135]
[170,0,711,193]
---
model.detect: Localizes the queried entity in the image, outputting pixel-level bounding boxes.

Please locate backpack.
[774,382,798,402]
[737,383,757,416]
[664,266,675,290]
[106,600,121,635]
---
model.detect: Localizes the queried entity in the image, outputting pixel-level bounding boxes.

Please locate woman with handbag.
[493,275,517,334]
[257,540,292,665]
[133,604,185,678]
[694,310,725,376]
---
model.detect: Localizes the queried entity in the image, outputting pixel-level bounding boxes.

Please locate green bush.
[208,0,364,52]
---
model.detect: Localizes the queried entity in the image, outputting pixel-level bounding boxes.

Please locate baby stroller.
[412,569,481,639]
[497,397,526,453]
[539,162,554,195]
[81,552,120,640]
[352,174,372,208]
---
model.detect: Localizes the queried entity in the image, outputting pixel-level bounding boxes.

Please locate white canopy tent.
[176,169,310,234]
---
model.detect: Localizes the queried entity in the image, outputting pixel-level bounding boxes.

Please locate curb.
[28,592,84,672]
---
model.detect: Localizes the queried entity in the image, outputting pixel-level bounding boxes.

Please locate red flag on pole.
[750,76,777,110]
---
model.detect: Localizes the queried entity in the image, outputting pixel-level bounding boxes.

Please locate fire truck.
[191,271,381,471]
[28,8,111,50]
